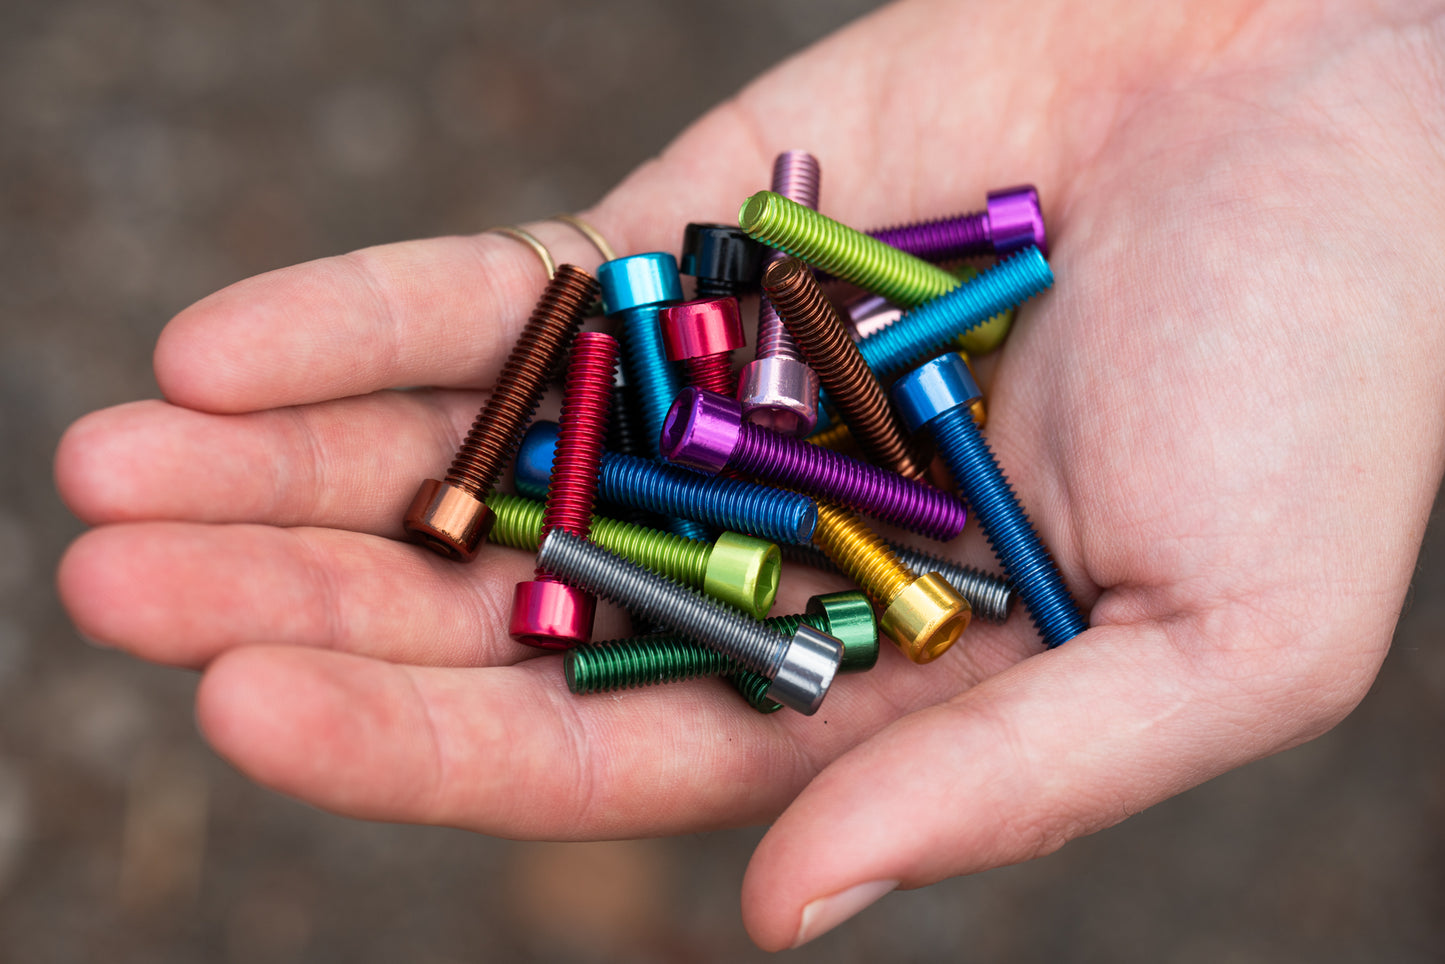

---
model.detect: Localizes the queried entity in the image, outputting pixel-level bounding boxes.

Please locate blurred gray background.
[3,1,1443,961]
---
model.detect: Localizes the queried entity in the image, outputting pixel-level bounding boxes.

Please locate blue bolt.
[515,422,817,545]
[597,253,686,461]
[892,352,1085,648]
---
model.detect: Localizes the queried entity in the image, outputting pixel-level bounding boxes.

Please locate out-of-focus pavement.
[2,1,1442,961]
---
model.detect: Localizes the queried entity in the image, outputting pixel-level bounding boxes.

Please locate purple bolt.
[869,185,1048,262]
[661,388,967,541]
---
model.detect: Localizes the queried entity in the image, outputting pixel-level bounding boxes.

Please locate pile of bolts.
[400,150,1086,716]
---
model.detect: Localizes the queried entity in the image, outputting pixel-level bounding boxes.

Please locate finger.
[738,618,1388,950]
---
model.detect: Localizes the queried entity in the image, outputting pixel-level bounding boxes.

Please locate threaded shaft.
[930,406,1085,647]
[607,368,648,460]
[694,277,745,300]
[756,151,821,363]
[728,421,967,540]
[858,246,1052,379]
[613,303,683,460]
[869,210,990,262]
[537,530,789,677]
[728,672,784,713]
[811,502,914,609]
[566,610,826,693]
[486,494,711,588]
[763,258,922,479]
[540,332,617,543]
[684,352,736,397]
[444,266,596,493]
[739,191,959,307]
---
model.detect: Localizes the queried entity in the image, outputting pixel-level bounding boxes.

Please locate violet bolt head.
[660,387,744,475]
[985,185,1048,257]
[738,355,820,437]
[661,297,745,362]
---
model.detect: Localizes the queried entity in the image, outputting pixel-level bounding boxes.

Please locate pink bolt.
[661,297,745,397]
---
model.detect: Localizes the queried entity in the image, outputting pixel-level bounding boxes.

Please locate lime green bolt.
[565,591,880,702]
[485,494,780,618]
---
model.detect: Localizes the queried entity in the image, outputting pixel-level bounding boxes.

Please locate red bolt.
[661,297,745,397]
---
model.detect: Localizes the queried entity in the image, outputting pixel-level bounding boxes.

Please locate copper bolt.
[762,257,926,479]
[404,264,598,562]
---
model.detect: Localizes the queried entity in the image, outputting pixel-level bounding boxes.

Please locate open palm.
[55,0,1445,949]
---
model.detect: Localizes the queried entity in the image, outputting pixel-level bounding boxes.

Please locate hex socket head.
[762,624,843,715]
[509,578,596,650]
[703,532,781,619]
[404,478,495,562]
[807,590,880,673]
[985,185,1048,257]
[879,571,972,664]
[890,352,982,433]
[597,252,684,315]
[680,223,762,284]
[659,388,744,475]
[661,297,745,361]
[738,355,820,437]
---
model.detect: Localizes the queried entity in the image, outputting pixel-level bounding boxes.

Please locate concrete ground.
[2,1,1441,960]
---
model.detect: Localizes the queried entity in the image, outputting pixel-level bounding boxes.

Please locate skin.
[52,0,1445,950]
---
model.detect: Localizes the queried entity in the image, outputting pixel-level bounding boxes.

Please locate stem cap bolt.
[879,571,972,664]
[403,478,495,562]
[890,352,982,431]
[703,532,781,621]
[597,252,684,314]
[659,387,743,475]
[509,579,597,650]
[738,356,820,436]
[764,625,844,716]
[661,297,745,361]
[986,185,1048,257]
[808,590,880,673]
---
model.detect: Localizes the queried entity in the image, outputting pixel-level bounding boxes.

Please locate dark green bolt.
[485,493,780,619]
[565,591,879,708]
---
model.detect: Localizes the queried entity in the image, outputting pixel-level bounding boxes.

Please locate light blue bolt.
[597,253,685,460]
[892,352,1085,648]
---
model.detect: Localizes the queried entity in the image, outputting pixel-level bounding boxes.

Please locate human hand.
[54,0,1445,949]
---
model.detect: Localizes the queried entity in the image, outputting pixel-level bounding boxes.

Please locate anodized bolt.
[739,150,823,437]
[892,352,1086,648]
[515,421,817,546]
[811,501,971,664]
[565,590,879,693]
[661,297,745,397]
[596,252,685,461]
[485,493,781,619]
[762,257,925,479]
[856,246,1053,381]
[536,530,843,715]
[738,190,959,307]
[679,223,762,299]
[403,264,597,562]
[660,388,967,541]
[867,185,1049,261]
[509,331,617,649]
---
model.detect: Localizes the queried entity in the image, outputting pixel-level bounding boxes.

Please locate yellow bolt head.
[703,531,781,619]
[879,571,971,664]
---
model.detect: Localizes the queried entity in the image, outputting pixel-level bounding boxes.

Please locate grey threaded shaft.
[537,530,788,678]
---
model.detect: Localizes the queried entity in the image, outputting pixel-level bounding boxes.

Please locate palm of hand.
[54,0,1445,949]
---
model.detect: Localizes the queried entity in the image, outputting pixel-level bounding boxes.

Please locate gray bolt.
[537,529,842,714]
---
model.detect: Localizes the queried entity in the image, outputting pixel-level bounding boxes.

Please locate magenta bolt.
[869,185,1049,261]
[738,150,822,436]
[661,387,967,541]
[661,297,745,397]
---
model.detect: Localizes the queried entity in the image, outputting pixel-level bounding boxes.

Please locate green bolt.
[564,591,879,708]
[485,493,781,618]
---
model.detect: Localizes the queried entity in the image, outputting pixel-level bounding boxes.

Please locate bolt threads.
[728,421,967,540]
[614,304,683,460]
[812,502,913,609]
[763,258,921,478]
[684,353,736,397]
[540,332,617,546]
[930,406,1085,648]
[756,151,821,364]
[739,191,958,307]
[888,544,1015,624]
[728,672,785,713]
[694,277,745,300]
[870,211,990,263]
[607,370,648,459]
[444,265,597,493]
[537,530,788,678]
[859,246,1053,379]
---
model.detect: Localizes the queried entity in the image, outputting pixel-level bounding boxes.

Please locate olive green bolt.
[485,493,780,618]
[565,591,879,700]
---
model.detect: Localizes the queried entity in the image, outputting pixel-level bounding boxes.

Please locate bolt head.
[509,578,596,649]
[763,624,843,715]
[512,421,561,500]
[890,352,982,433]
[702,532,781,619]
[738,355,820,437]
[879,572,972,664]
[985,185,1048,257]
[806,590,880,673]
[659,387,744,475]
[404,478,496,562]
[680,223,762,284]
[661,297,745,361]
[597,252,683,315]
